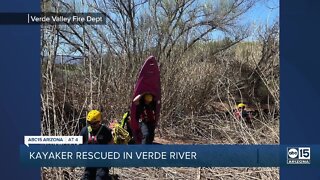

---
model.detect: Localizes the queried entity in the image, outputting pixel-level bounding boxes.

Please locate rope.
[112,123,131,144]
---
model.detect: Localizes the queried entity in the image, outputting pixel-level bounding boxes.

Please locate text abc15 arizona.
[287,147,311,164]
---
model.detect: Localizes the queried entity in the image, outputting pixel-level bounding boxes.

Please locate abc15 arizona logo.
[287,147,311,164]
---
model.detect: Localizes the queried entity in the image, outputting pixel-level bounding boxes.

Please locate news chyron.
[287,147,311,164]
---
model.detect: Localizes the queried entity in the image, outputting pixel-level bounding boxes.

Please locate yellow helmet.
[144,94,153,103]
[237,103,246,108]
[87,110,102,122]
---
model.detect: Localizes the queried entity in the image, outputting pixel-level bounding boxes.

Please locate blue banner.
[19,145,318,167]
[281,0,320,179]
[0,1,40,180]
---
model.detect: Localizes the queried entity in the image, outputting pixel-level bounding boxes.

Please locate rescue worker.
[235,103,253,126]
[133,93,156,144]
[80,110,113,180]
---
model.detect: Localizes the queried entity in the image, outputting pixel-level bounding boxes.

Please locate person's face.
[88,121,101,130]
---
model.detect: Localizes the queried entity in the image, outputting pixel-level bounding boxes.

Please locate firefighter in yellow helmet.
[235,103,253,127]
[79,110,113,180]
[133,93,156,144]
